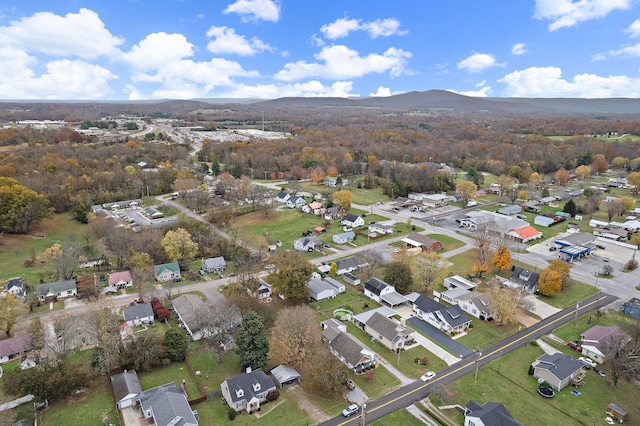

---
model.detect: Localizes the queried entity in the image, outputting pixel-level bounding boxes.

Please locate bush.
[419,356,429,366]
[363,369,375,382]
[23,259,34,267]
[265,389,280,402]
[228,408,237,421]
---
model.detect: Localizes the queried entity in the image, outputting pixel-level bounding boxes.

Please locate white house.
[286,195,306,209]
[464,401,522,426]
[333,231,356,245]
[411,294,471,333]
[276,191,291,203]
[307,278,336,301]
[36,279,77,301]
[341,214,365,228]
[423,193,449,207]
[221,368,277,413]
[123,303,154,327]
[109,270,133,290]
[335,257,368,275]
[323,277,346,294]
[368,223,394,234]
[110,370,143,409]
[200,256,227,274]
[294,235,322,252]
[302,201,324,215]
[444,275,477,291]
[364,277,408,307]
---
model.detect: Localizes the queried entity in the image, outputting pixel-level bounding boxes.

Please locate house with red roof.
[508,225,543,243]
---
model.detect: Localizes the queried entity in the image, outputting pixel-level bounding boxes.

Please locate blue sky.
[0,0,639,100]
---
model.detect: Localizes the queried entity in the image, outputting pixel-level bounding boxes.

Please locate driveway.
[525,295,562,319]
[407,317,475,359]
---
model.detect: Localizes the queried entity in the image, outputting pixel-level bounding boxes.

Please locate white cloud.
[0,8,123,59]
[625,19,640,37]
[320,17,406,39]
[457,53,504,73]
[275,45,411,81]
[223,0,280,23]
[605,43,640,58]
[498,66,640,97]
[448,87,491,97]
[534,0,630,31]
[369,86,392,97]
[511,43,527,55]
[206,26,272,56]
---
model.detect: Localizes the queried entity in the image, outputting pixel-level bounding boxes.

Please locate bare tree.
[604,333,640,387]
[197,300,241,364]
[360,249,384,280]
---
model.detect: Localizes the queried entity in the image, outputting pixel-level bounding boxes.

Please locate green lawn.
[371,407,426,425]
[456,319,521,349]
[428,233,465,251]
[537,280,599,309]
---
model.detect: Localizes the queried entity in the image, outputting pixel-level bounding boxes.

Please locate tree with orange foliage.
[333,189,353,210]
[554,167,570,186]
[538,268,562,296]
[592,154,609,174]
[492,246,511,272]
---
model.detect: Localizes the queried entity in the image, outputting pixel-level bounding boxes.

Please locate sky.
[1,0,640,100]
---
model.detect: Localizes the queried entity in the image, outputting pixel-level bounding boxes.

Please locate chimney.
[246,367,252,373]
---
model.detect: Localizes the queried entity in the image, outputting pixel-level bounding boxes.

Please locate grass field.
[370,408,426,425]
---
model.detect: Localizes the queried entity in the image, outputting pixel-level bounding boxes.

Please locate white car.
[579,357,597,369]
[342,404,360,417]
[420,371,436,382]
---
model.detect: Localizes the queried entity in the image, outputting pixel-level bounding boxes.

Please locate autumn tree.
[411,251,448,295]
[472,224,491,277]
[547,259,571,289]
[610,156,629,170]
[383,260,414,294]
[456,180,477,206]
[496,175,517,196]
[0,293,27,336]
[619,196,635,213]
[127,251,153,300]
[360,250,384,280]
[538,269,562,296]
[554,167,570,186]
[528,172,542,188]
[487,284,531,325]
[492,246,511,273]
[607,200,624,221]
[304,347,348,397]
[0,177,52,233]
[574,165,591,180]
[333,189,353,210]
[197,300,241,364]
[236,311,269,371]
[91,303,125,374]
[161,227,199,267]
[268,251,314,302]
[627,171,640,194]
[268,305,320,370]
[592,154,608,174]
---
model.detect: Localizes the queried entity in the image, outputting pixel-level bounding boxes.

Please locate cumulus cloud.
[511,43,527,55]
[457,53,504,73]
[223,0,280,23]
[0,8,124,59]
[206,26,273,56]
[275,45,411,81]
[320,17,407,39]
[625,19,640,38]
[498,66,640,97]
[369,86,392,97]
[534,0,630,31]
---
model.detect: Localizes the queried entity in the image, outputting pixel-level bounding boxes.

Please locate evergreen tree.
[563,199,577,217]
[237,311,269,370]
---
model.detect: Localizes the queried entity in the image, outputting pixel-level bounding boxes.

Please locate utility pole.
[474,349,482,380]
[361,397,367,426]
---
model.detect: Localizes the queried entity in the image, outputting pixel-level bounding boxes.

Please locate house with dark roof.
[363,278,407,307]
[5,277,25,299]
[322,325,376,373]
[200,256,227,274]
[154,262,181,282]
[286,195,306,209]
[0,335,31,364]
[364,312,413,351]
[36,279,77,301]
[123,303,154,327]
[142,207,164,219]
[135,382,198,425]
[504,267,540,293]
[275,191,290,203]
[293,235,322,252]
[109,270,133,290]
[532,353,585,390]
[341,214,364,228]
[411,294,471,334]
[324,206,345,220]
[221,368,276,413]
[580,325,629,364]
[623,297,640,319]
[335,257,367,275]
[464,400,523,426]
[111,369,143,409]
[248,279,272,300]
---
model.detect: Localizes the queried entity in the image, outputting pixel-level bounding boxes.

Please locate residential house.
[270,364,301,388]
[36,279,77,301]
[497,205,522,216]
[423,193,449,207]
[505,267,540,293]
[103,199,143,210]
[123,303,155,327]
[142,207,164,219]
[323,277,345,294]
[154,262,181,282]
[534,215,555,227]
[333,231,356,245]
[364,312,413,351]
[0,335,31,364]
[589,219,610,228]
[275,192,290,203]
[341,214,365,228]
[411,294,471,334]
[286,195,306,209]
[444,276,477,291]
[172,294,208,341]
[580,325,629,364]
[593,227,628,241]
[507,225,543,243]
[324,206,345,220]
[455,291,495,321]
[343,272,361,286]
[402,233,443,252]
[324,176,348,187]
[352,306,398,328]
[363,278,408,307]
[221,368,276,413]
[5,277,26,300]
[538,196,557,206]
[322,325,376,372]
[623,297,640,319]
[200,256,227,274]
[408,192,428,201]
[109,270,133,290]
[248,279,272,300]
[111,369,143,409]
[335,257,367,275]
[293,235,322,252]
[464,401,523,426]
[368,223,394,235]
[136,382,198,426]
[307,278,336,302]
[532,353,585,390]
[302,201,324,215]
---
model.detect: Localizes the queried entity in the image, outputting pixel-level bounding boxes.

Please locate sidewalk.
[376,353,414,386]
[0,394,33,411]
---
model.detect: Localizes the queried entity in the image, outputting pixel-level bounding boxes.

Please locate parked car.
[603,257,610,262]
[516,214,527,219]
[342,404,360,417]
[579,357,597,369]
[567,341,582,351]
[420,371,436,382]
[596,369,606,377]
[549,246,557,251]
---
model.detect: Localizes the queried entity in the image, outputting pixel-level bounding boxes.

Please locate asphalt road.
[319,292,617,426]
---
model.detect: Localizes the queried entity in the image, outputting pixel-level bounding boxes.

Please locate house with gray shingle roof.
[111,369,143,409]
[411,294,471,333]
[199,256,227,274]
[221,368,276,413]
[0,335,31,364]
[464,400,523,426]
[322,325,376,373]
[36,279,77,301]
[136,382,198,425]
[532,353,585,390]
[123,303,154,327]
[364,312,413,351]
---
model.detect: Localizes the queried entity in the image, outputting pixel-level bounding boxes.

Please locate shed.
[270,364,301,388]
[606,403,628,422]
[343,272,361,286]
[623,298,640,319]
[534,215,555,227]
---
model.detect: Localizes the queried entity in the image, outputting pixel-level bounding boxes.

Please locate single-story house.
[580,325,629,364]
[593,227,628,241]
[444,275,477,291]
[341,214,365,228]
[368,223,394,234]
[270,364,301,388]
[200,256,227,274]
[142,207,164,219]
[538,196,557,206]
[322,324,376,372]
[302,201,324,215]
[423,193,449,207]
[402,233,443,252]
[507,225,543,243]
[333,231,356,245]
[364,312,414,351]
[135,382,198,426]
[123,303,155,327]
[343,272,361,286]
[497,205,522,216]
[294,235,322,252]
[351,306,398,328]
[363,278,408,307]
[534,215,555,227]
[408,192,428,201]
[286,195,306,209]
[103,199,142,210]
[623,297,640,319]
[248,279,272,300]
[221,368,277,413]
[36,279,77,301]
[411,294,471,334]
[109,270,133,290]
[307,278,336,302]
[335,257,368,275]
[532,353,585,390]
[111,369,143,409]
[323,277,346,294]
[464,400,523,426]
[5,277,25,300]
[154,262,181,282]
[172,294,208,341]
[0,335,31,364]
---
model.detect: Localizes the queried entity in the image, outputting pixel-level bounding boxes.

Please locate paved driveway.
[407,317,475,359]
[525,295,562,319]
